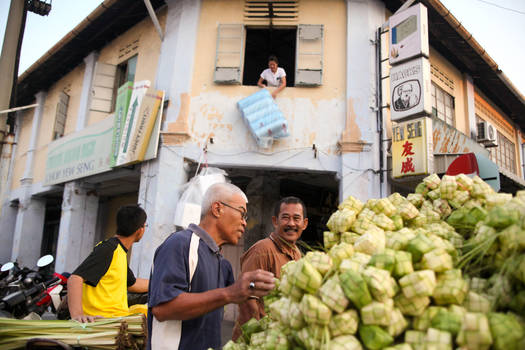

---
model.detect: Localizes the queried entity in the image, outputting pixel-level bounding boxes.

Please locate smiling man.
[232,196,308,340]
[148,183,275,350]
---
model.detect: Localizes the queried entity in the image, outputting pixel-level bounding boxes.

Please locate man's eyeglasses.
[219,201,248,221]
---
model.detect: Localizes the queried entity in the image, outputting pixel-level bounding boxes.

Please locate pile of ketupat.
[0,314,146,349]
[224,174,525,350]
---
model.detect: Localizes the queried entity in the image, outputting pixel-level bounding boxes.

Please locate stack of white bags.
[237,89,289,148]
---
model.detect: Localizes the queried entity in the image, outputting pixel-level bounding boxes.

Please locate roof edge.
[18,0,119,82]
[426,0,525,104]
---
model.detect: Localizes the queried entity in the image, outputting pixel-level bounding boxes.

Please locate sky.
[0,0,524,95]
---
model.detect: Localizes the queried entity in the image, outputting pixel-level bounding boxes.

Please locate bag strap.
[188,232,200,291]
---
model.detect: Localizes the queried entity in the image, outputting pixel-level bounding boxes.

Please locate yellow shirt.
[73,238,133,317]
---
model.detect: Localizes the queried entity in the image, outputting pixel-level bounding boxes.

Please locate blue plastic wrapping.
[237,90,289,148]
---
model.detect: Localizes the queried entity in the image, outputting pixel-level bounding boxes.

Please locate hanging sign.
[392,116,433,178]
[390,56,432,121]
[389,3,429,65]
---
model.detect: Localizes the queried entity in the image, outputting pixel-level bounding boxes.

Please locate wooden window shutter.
[214,24,245,84]
[91,62,117,112]
[53,92,69,139]
[295,24,324,86]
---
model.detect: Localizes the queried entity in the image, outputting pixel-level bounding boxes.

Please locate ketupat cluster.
[223,174,525,350]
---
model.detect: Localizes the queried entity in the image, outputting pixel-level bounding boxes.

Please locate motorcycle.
[0,255,66,319]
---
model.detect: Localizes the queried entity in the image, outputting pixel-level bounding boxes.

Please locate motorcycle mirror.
[1,262,14,272]
[37,255,54,268]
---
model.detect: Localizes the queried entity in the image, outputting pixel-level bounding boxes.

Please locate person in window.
[258,55,287,98]
[67,205,149,323]
[232,196,308,341]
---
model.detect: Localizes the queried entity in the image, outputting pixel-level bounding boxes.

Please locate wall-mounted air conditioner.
[477,121,498,147]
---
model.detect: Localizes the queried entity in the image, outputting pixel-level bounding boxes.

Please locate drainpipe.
[375,28,385,197]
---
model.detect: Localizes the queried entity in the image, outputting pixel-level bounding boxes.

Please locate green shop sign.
[44,116,115,186]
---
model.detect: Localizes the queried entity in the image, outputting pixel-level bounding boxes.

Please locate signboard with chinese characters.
[392,117,433,178]
[389,3,429,65]
[390,56,432,121]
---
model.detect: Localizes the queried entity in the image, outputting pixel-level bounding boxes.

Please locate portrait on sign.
[392,80,421,112]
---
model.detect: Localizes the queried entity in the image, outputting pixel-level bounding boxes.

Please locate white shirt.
[260,67,286,87]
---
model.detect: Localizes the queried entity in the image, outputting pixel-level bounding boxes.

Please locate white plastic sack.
[173,167,228,228]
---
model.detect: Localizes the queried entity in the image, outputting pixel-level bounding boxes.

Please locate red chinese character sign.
[392,117,433,178]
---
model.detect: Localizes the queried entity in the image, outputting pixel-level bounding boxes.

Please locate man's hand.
[226,269,275,304]
[71,314,102,323]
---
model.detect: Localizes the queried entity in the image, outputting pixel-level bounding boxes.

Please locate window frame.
[52,91,69,140]
[431,82,455,126]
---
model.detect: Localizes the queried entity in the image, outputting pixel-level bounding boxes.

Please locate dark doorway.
[41,198,62,265]
[280,178,338,250]
[243,28,296,86]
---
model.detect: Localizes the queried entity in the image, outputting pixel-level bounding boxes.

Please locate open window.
[52,92,69,140]
[242,27,296,86]
[214,24,323,87]
[90,55,137,113]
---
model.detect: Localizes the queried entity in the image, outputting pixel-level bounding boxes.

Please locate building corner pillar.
[55,181,99,273]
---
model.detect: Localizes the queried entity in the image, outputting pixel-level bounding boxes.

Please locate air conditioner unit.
[477,121,498,147]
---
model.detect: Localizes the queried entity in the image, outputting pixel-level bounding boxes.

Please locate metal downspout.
[375,28,385,197]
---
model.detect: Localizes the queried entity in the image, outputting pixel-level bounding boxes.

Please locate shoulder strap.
[188,232,200,291]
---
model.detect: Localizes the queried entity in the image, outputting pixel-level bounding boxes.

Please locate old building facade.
[1,0,524,323]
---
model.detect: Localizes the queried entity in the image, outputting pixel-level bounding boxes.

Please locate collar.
[113,237,128,253]
[188,223,220,255]
[269,232,301,260]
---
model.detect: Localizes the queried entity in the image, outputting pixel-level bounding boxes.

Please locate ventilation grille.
[244,1,298,25]
[431,63,454,92]
[118,38,140,61]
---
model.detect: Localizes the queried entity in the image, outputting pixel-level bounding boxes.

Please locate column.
[54,181,99,274]
[76,51,99,131]
[463,73,477,139]
[339,0,385,202]
[155,0,201,145]
[10,91,47,267]
[129,146,188,278]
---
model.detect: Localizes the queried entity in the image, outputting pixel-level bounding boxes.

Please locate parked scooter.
[0,255,62,319]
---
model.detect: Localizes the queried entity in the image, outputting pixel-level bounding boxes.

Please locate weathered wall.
[90,8,167,125]
[188,0,346,157]
[429,47,466,133]
[10,9,166,192]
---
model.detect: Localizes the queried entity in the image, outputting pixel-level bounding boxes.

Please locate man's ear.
[302,218,309,230]
[211,202,222,218]
[272,216,278,228]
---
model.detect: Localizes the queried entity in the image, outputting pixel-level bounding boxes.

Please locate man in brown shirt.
[232,196,308,340]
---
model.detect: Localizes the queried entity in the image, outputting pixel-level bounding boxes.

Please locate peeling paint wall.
[90,9,167,125]
[10,10,166,191]
[189,0,347,157]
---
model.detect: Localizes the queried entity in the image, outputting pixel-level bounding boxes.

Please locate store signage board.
[44,116,115,186]
[44,97,164,186]
[390,57,432,121]
[389,3,429,65]
[392,117,433,178]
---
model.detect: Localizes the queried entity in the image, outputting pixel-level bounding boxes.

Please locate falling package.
[237,89,289,148]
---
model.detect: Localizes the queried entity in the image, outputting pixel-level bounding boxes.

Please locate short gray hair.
[201,183,248,218]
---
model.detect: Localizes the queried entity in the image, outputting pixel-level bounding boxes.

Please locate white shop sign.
[390,56,432,122]
[389,3,429,65]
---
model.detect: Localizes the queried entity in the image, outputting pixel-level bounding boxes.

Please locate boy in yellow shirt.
[67,205,149,322]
